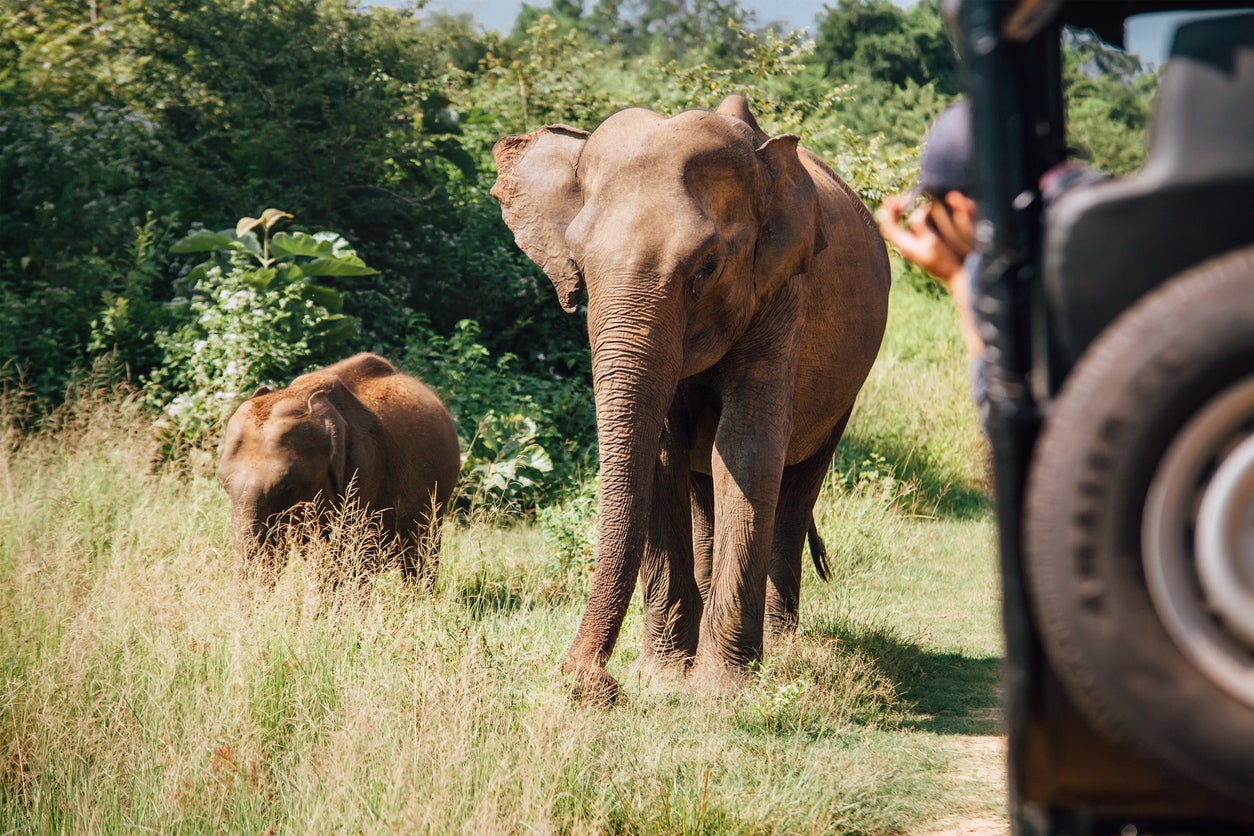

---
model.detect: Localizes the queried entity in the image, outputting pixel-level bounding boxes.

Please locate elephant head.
[218,385,354,558]
[492,95,832,698]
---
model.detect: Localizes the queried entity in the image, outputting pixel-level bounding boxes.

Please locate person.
[875,101,1106,417]
[875,101,984,363]
[875,100,991,422]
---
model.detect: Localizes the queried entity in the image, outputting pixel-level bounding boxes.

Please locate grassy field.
[0,274,1006,834]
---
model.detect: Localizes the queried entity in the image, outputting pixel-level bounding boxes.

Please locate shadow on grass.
[807,617,1004,736]
[831,432,989,522]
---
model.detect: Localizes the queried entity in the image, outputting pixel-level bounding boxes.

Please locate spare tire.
[1024,245,1254,804]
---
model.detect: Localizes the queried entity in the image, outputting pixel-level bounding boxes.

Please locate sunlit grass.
[0,280,1004,833]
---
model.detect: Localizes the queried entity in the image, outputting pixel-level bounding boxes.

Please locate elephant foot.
[765,610,799,642]
[629,651,692,688]
[563,657,622,706]
[687,654,752,695]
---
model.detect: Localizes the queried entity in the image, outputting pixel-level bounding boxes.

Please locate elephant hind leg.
[401,497,446,589]
[766,409,851,637]
[691,470,715,602]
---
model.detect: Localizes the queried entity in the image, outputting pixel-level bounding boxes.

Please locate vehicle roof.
[1057,0,1253,47]
[982,0,1254,47]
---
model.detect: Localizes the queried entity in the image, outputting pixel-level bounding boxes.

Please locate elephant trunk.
[230,510,265,559]
[564,286,683,700]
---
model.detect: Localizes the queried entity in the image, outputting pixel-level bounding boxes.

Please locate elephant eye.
[690,255,721,295]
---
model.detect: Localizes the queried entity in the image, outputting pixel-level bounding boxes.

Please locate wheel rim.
[1143,375,1254,709]
[1197,434,1254,649]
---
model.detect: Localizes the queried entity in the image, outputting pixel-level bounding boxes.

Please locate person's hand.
[931,191,977,255]
[876,190,984,360]
[875,191,974,292]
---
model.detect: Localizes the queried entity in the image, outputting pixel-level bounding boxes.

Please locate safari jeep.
[949,0,1254,832]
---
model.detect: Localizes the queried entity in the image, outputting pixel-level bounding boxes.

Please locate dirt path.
[922,735,1009,836]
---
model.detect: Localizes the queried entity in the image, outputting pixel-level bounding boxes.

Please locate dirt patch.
[922,735,1009,836]
[926,819,1009,836]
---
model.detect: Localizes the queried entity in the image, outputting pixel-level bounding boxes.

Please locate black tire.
[1024,245,1254,804]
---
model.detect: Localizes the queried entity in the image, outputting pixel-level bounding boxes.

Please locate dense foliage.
[0,0,1156,509]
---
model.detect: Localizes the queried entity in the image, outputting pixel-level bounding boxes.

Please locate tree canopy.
[0,0,1157,505]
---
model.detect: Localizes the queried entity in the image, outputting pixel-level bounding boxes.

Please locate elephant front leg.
[692,397,792,687]
[638,416,703,679]
[691,299,804,688]
[692,446,784,687]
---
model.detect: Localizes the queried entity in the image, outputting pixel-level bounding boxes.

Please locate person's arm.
[876,191,984,360]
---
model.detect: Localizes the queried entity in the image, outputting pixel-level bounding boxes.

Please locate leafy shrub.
[402,317,597,515]
[537,476,599,573]
[1063,30,1156,176]
[460,413,555,517]
[86,214,171,379]
[814,0,960,95]
[146,209,372,447]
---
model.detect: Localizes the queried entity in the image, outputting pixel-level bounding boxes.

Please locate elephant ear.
[491,125,590,314]
[308,391,349,496]
[714,94,769,144]
[752,134,828,300]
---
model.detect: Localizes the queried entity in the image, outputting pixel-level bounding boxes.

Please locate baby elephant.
[218,353,460,582]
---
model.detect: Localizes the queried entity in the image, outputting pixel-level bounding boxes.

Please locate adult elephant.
[492,95,890,700]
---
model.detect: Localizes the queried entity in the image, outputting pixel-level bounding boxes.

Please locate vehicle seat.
[1042,11,1254,370]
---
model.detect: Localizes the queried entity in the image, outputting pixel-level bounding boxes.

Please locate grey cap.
[917,100,973,198]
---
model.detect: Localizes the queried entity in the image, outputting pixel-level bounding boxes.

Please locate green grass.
[0,278,1005,834]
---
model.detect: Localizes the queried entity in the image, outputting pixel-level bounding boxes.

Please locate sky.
[375,0,1194,65]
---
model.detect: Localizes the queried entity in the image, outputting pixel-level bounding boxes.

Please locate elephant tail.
[808,516,831,582]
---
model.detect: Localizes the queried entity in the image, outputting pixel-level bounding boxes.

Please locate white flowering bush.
[147,209,374,449]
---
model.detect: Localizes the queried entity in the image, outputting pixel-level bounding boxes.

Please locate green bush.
[537,476,600,574]
[402,317,597,515]
[86,214,170,379]
[146,210,371,447]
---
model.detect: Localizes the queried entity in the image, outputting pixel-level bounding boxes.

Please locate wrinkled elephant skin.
[492,96,890,700]
[218,352,460,582]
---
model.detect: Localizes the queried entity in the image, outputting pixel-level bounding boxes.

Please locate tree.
[1063,28,1156,175]
[0,0,141,111]
[0,2,172,400]
[0,0,487,403]
[813,0,958,94]
[516,0,759,62]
